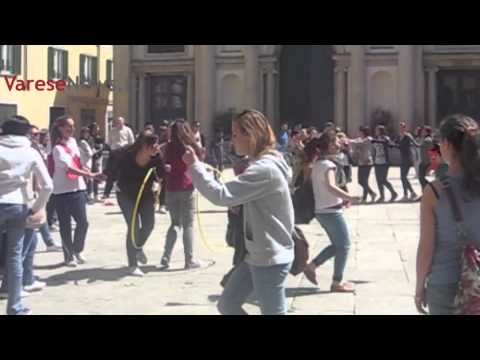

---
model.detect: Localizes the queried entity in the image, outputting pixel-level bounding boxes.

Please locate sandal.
[303,263,318,286]
[331,282,355,293]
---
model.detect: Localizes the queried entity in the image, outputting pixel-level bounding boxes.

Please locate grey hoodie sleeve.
[30,151,53,213]
[190,161,279,208]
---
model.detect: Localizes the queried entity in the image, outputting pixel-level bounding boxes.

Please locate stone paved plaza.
[0,168,423,315]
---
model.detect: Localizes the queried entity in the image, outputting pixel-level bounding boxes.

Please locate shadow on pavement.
[207,287,327,305]
[43,267,131,286]
[196,210,228,214]
[35,262,67,271]
[286,287,330,297]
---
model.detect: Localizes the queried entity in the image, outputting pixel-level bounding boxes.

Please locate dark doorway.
[49,106,66,130]
[280,45,334,130]
[80,109,96,129]
[438,70,480,124]
[150,75,188,130]
[0,104,17,129]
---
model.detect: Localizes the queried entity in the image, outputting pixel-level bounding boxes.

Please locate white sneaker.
[46,244,63,253]
[158,206,167,214]
[129,267,145,277]
[136,250,148,265]
[185,259,204,270]
[24,280,46,292]
[65,260,78,268]
[74,253,87,264]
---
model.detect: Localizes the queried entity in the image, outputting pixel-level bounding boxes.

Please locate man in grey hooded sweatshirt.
[0,116,53,315]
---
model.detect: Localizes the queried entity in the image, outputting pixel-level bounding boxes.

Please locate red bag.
[48,144,82,180]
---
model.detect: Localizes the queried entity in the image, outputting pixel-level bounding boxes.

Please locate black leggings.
[117,192,155,267]
[46,195,56,226]
[358,165,375,200]
[374,165,397,199]
[159,179,166,207]
[418,162,430,191]
[400,164,415,196]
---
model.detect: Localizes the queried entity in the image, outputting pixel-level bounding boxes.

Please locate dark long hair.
[125,130,159,157]
[316,130,338,157]
[50,115,73,148]
[439,114,480,196]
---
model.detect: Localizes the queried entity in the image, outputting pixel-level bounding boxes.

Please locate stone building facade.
[114,45,480,141]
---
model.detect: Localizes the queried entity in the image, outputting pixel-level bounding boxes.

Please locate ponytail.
[440,114,480,196]
[461,127,480,196]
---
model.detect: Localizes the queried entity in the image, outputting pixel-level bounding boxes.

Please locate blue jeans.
[54,191,89,262]
[313,213,351,283]
[38,222,55,247]
[0,204,28,315]
[1,228,39,290]
[162,191,195,265]
[426,283,457,315]
[217,261,292,315]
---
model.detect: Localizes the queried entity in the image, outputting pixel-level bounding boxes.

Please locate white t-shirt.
[79,139,93,169]
[311,159,343,214]
[109,126,135,150]
[52,138,86,195]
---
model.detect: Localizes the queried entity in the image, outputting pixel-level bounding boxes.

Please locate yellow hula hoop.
[131,167,156,250]
[131,164,228,253]
[195,164,229,253]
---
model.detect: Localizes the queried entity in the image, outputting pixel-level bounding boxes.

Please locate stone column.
[195,45,216,140]
[427,67,438,126]
[244,45,260,110]
[266,65,276,123]
[398,45,416,129]
[347,45,366,135]
[138,72,146,130]
[335,66,347,130]
[415,46,426,126]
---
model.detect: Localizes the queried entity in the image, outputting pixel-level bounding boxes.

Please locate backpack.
[292,179,315,225]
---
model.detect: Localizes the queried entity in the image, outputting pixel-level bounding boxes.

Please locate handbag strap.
[439,175,468,242]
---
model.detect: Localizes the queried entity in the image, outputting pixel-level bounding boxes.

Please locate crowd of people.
[0,109,479,316]
[279,121,448,204]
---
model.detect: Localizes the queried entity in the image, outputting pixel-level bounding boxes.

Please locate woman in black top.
[371,125,398,202]
[397,122,420,201]
[112,131,167,277]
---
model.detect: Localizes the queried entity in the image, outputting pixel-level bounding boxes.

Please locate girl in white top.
[304,130,361,293]
[50,116,102,267]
